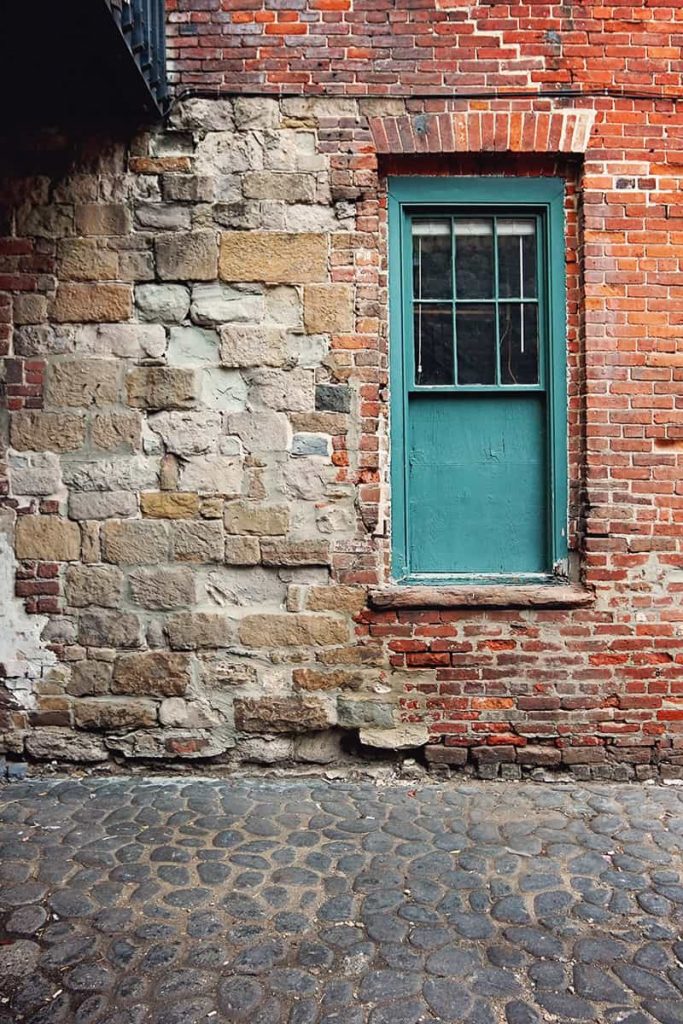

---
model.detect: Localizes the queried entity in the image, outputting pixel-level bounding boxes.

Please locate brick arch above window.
[368,110,595,156]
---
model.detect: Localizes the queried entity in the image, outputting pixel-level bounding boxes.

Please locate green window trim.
[388,176,568,586]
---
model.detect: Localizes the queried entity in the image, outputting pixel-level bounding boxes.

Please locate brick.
[425,745,468,766]
[53,284,132,323]
[219,232,327,284]
[15,516,80,561]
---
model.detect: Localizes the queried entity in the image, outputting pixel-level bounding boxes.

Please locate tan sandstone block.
[141,492,201,519]
[224,536,261,565]
[74,699,156,731]
[234,696,332,733]
[53,284,132,323]
[292,668,364,692]
[101,520,169,565]
[91,412,142,452]
[219,232,327,284]
[170,521,224,562]
[305,585,367,615]
[239,613,348,648]
[45,359,120,408]
[112,652,192,697]
[260,540,329,566]
[59,239,119,281]
[165,612,236,650]
[126,367,197,411]
[15,516,80,561]
[156,230,218,281]
[303,284,354,333]
[65,564,123,608]
[128,567,196,609]
[74,203,132,236]
[224,502,289,536]
[11,411,86,452]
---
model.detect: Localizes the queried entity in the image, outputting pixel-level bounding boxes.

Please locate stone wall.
[1,92,682,779]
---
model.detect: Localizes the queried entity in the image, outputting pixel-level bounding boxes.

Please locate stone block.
[63,456,158,493]
[293,668,364,692]
[233,96,279,129]
[24,731,107,762]
[76,323,166,359]
[171,521,224,562]
[234,696,331,734]
[10,411,86,453]
[156,230,218,281]
[65,565,123,608]
[291,411,348,435]
[59,239,119,281]
[16,202,72,238]
[147,411,221,456]
[15,516,80,561]
[101,520,169,564]
[140,492,201,519]
[249,368,314,412]
[425,744,468,766]
[161,175,215,202]
[171,97,234,131]
[165,612,236,650]
[291,433,329,457]
[200,367,247,413]
[67,661,113,697]
[359,724,429,749]
[219,324,287,368]
[213,200,260,230]
[224,502,289,536]
[136,204,192,231]
[562,746,607,765]
[239,613,348,647]
[168,326,219,366]
[119,251,155,282]
[8,452,61,496]
[135,283,190,323]
[472,745,517,764]
[224,536,261,565]
[45,359,120,408]
[226,410,290,453]
[260,540,330,567]
[77,610,141,649]
[265,285,302,328]
[190,283,263,326]
[178,455,242,495]
[315,383,352,413]
[337,698,394,729]
[74,203,132,236]
[91,412,142,452]
[243,172,315,203]
[68,491,137,521]
[112,652,191,697]
[303,284,354,333]
[53,284,132,323]
[128,567,196,609]
[12,294,48,325]
[305,586,367,615]
[127,367,197,411]
[74,699,157,731]
[219,232,327,284]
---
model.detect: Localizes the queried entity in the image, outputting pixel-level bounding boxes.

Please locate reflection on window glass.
[414,304,454,385]
[498,219,537,298]
[456,305,496,385]
[455,219,494,300]
[500,303,538,384]
[412,220,452,300]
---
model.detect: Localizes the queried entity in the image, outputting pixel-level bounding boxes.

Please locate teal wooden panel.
[407,393,547,575]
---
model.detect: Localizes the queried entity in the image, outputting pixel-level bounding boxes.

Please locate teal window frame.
[388,176,568,585]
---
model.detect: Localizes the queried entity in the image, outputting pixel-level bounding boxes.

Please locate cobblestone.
[0,778,683,1022]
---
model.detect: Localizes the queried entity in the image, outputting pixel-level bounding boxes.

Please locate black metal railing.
[107,0,168,113]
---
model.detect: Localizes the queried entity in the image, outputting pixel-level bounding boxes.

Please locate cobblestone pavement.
[1,778,683,1024]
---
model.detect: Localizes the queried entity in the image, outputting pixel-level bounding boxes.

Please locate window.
[388,177,568,584]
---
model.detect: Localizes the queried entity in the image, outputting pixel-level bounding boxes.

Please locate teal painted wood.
[408,393,547,574]
[388,176,568,584]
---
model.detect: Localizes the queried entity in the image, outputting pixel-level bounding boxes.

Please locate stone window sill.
[368,583,594,610]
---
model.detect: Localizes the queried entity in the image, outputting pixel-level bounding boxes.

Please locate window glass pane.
[456,304,496,385]
[412,219,452,300]
[498,218,537,298]
[414,303,454,385]
[454,219,494,299]
[500,303,539,385]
